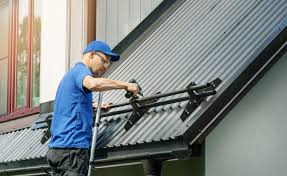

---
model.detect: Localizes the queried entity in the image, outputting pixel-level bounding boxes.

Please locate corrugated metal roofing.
[0,128,48,164]
[0,0,286,164]
[97,0,287,148]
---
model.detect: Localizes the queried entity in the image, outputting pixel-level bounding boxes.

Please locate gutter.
[0,165,50,176]
[93,138,201,167]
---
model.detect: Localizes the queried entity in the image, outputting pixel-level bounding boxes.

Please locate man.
[46,40,139,176]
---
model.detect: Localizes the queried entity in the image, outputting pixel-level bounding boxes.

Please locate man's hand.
[93,101,110,112]
[126,83,140,96]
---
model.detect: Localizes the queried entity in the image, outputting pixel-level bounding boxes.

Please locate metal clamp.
[40,114,53,144]
[180,78,222,121]
[124,95,159,131]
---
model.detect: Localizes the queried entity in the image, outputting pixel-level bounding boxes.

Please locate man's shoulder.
[64,63,83,78]
[72,62,92,75]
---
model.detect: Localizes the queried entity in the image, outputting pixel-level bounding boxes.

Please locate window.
[0,0,41,121]
[0,0,9,116]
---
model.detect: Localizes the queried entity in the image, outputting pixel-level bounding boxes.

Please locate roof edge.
[0,158,48,173]
[183,21,287,144]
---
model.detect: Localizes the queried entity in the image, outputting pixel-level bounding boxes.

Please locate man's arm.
[83,75,139,95]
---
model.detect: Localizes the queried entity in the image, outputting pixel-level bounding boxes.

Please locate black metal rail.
[100,96,190,118]
[107,83,214,110]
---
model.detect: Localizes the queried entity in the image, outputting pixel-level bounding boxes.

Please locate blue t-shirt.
[48,62,94,149]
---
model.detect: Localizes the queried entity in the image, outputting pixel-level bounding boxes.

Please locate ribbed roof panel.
[0,128,48,163]
[97,0,287,147]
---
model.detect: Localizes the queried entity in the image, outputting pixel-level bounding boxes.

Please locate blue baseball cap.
[83,40,120,62]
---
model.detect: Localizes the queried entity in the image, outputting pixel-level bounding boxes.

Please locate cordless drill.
[125,79,143,98]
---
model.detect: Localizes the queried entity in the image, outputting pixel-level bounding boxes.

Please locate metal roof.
[0,127,48,164]
[97,0,287,148]
[0,0,286,166]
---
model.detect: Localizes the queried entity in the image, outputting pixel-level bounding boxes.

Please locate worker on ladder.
[46,40,139,176]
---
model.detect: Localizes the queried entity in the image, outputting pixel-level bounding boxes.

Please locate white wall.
[96,0,163,48]
[69,0,86,68]
[40,0,69,103]
[205,51,287,176]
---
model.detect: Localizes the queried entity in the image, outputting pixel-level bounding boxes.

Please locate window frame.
[0,0,40,122]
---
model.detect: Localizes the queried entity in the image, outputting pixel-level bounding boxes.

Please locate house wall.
[96,0,163,48]
[0,114,38,133]
[40,0,90,104]
[69,0,87,68]
[205,51,287,176]
[162,158,204,176]
[40,0,69,103]
[93,157,204,176]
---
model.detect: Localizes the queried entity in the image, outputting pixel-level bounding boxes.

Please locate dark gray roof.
[0,128,48,165]
[0,0,287,166]
[97,0,287,148]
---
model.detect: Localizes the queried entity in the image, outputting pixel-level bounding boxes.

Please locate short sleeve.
[75,66,93,92]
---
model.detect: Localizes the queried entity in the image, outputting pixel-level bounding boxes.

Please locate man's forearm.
[90,78,128,91]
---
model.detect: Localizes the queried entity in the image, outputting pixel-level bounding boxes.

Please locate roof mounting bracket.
[40,114,52,144]
[124,95,159,131]
[180,78,222,121]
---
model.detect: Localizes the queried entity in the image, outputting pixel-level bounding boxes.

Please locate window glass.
[0,0,9,114]
[0,59,8,115]
[31,0,41,107]
[16,0,29,108]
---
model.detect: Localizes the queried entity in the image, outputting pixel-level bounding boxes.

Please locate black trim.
[183,25,287,144]
[0,165,50,176]
[0,158,48,171]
